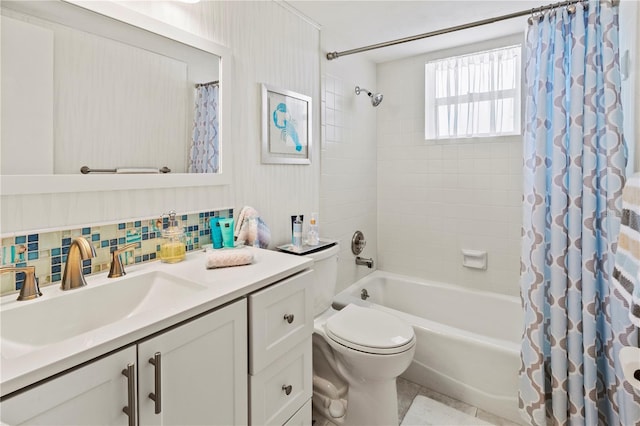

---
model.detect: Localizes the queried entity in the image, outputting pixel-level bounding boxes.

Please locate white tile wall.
[321,41,378,292]
[376,53,523,297]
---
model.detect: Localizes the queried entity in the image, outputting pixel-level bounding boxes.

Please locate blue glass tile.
[62,255,67,263]
[51,264,62,274]
[149,233,156,240]
[83,267,91,275]
[27,243,38,252]
[118,223,126,230]
[82,259,91,267]
[110,246,117,253]
[181,215,188,221]
[194,237,199,244]
[16,262,26,268]
[27,252,38,261]
[52,256,61,265]
[199,212,205,218]
[52,273,61,282]
[134,221,141,227]
[101,240,109,248]
[15,236,26,244]
[109,239,117,246]
[118,237,125,245]
[16,271,25,281]
[187,245,194,251]
[28,234,38,242]
[194,225,199,231]
[143,254,149,261]
[82,227,91,235]
[142,234,149,241]
[92,234,100,242]
[15,281,23,291]
[51,248,61,256]
[62,246,69,255]
[62,237,71,247]
[142,226,149,233]
[149,253,156,260]
[135,256,142,263]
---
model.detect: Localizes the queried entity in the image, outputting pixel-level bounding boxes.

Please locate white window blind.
[425,44,521,140]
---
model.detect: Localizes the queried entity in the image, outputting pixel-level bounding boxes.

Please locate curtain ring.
[567,4,576,14]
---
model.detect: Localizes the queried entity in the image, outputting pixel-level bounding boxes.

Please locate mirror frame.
[1,0,232,195]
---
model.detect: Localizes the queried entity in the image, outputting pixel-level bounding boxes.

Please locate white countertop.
[0,247,312,397]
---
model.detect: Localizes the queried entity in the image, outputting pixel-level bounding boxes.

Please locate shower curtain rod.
[325,0,618,60]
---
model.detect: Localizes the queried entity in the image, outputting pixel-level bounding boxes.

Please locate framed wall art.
[261,84,312,165]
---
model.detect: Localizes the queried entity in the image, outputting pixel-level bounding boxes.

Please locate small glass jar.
[160,211,186,263]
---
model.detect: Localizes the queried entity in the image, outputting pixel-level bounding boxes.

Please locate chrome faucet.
[108,243,138,278]
[0,265,42,301]
[355,256,374,269]
[61,237,96,290]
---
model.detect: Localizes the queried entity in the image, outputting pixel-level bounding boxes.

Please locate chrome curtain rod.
[325,0,618,60]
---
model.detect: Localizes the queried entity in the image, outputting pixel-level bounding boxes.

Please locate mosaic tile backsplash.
[0,208,233,296]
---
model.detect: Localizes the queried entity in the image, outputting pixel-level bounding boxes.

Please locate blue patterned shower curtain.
[189,83,219,173]
[519,1,640,425]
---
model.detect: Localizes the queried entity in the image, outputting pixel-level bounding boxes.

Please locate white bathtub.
[332,271,524,424]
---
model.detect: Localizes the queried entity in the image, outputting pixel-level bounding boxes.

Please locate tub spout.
[355,256,374,269]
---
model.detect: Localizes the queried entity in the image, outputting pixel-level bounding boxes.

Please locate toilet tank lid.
[304,241,339,261]
[325,304,414,352]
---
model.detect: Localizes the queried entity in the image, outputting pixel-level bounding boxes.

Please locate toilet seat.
[325,304,415,355]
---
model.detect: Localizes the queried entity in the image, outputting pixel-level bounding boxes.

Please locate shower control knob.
[283,313,294,324]
[282,384,292,395]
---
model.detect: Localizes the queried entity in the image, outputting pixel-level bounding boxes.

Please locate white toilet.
[306,243,416,426]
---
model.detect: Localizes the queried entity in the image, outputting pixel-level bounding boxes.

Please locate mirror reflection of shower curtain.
[189,84,219,173]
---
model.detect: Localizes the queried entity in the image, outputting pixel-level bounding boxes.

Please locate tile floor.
[397,377,522,426]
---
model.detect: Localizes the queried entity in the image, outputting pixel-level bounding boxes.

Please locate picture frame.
[261,84,312,165]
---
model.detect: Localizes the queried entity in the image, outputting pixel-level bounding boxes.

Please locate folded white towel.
[205,247,253,269]
[613,173,640,326]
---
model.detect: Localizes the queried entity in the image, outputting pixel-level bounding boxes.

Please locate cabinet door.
[138,299,248,426]
[1,346,136,426]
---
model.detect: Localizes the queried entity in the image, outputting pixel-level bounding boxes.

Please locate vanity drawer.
[284,398,312,426]
[250,338,312,426]
[248,269,312,374]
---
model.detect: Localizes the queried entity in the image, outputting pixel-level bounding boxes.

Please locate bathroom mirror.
[0,0,231,195]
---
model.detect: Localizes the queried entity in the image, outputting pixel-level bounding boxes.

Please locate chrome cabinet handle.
[148,352,162,414]
[283,314,294,324]
[122,363,136,426]
[282,384,292,395]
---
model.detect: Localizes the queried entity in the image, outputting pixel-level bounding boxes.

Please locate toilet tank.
[305,243,340,316]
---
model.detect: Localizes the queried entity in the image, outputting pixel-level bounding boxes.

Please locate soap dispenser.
[160,211,186,263]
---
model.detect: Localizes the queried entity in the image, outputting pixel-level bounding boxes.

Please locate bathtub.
[332,271,524,425]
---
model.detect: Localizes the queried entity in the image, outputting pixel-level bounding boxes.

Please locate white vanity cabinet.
[1,299,247,426]
[248,270,314,425]
[138,299,248,425]
[0,346,136,425]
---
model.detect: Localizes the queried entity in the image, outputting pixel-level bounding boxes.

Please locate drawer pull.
[282,384,293,395]
[283,313,294,324]
[148,352,162,414]
[122,363,136,426]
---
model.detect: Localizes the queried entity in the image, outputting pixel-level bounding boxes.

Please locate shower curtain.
[189,83,219,173]
[519,1,640,425]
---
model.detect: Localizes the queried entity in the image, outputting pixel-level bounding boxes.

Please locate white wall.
[320,32,378,293]
[376,36,524,297]
[0,1,321,248]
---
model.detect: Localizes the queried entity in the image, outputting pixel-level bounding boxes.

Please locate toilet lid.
[325,304,415,355]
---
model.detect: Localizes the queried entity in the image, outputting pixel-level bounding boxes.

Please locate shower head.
[355,85,383,107]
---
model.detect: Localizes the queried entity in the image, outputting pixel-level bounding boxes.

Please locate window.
[425,44,521,140]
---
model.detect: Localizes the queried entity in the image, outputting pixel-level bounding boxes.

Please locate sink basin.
[1,271,206,357]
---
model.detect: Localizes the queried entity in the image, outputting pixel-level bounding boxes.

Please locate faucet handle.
[108,243,138,278]
[0,265,42,301]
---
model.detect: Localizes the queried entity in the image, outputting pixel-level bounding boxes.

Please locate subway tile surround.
[0,209,232,296]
